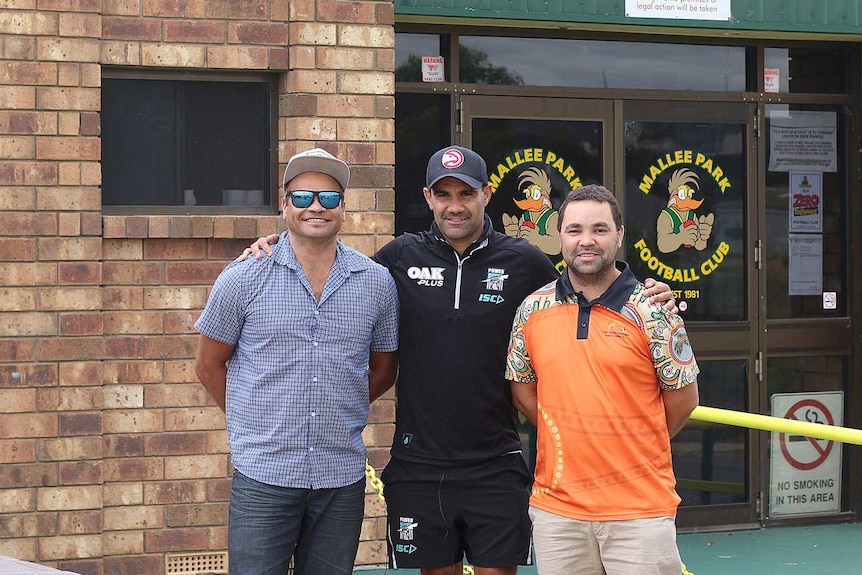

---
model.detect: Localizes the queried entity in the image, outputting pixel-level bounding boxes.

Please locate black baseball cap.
[425,146,488,190]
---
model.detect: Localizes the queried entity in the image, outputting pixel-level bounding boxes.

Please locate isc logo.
[396,544,417,554]
[478,294,505,304]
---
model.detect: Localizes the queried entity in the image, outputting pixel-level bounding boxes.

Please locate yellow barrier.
[690,405,862,445]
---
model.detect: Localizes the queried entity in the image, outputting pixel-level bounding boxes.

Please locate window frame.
[101,68,279,215]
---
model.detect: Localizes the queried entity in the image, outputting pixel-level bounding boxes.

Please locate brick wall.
[0,1,395,573]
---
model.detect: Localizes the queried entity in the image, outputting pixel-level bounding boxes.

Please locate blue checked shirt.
[195,233,399,489]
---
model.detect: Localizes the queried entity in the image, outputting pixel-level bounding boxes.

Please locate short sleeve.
[505,298,537,384]
[649,309,700,391]
[371,271,400,352]
[194,261,247,346]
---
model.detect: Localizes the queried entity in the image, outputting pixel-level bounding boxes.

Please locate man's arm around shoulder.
[195,335,235,412]
[369,351,398,402]
[662,380,699,438]
[511,380,538,426]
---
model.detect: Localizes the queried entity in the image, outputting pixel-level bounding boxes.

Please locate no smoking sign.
[770,392,843,517]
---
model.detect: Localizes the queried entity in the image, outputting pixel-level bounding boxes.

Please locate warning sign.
[769,392,843,517]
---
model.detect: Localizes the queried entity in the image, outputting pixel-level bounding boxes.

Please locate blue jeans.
[228,471,365,575]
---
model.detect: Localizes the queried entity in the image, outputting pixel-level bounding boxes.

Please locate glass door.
[622,101,759,528]
[461,94,613,470]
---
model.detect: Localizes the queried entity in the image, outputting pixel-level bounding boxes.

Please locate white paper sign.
[770,392,843,517]
[768,111,837,173]
[788,234,822,296]
[421,56,445,83]
[788,172,822,233]
[764,68,780,93]
[625,0,731,20]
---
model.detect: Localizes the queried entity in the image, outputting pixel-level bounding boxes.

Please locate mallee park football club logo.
[632,150,731,290]
[490,148,581,273]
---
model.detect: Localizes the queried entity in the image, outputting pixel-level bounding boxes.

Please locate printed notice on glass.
[625,0,731,20]
[421,56,445,82]
[788,234,822,296]
[764,68,780,93]
[788,172,822,233]
[768,111,837,173]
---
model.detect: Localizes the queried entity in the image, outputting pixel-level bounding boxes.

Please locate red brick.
[143,335,196,359]
[103,311,163,335]
[317,0,376,23]
[0,162,58,186]
[144,432,206,456]
[103,336,144,359]
[0,339,36,362]
[163,20,225,43]
[103,555,163,575]
[102,0,140,16]
[38,0,101,11]
[3,35,36,60]
[0,463,57,488]
[206,477,231,501]
[0,364,57,388]
[102,361,161,385]
[229,22,288,45]
[144,526,208,552]
[102,16,162,41]
[0,213,57,236]
[58,412,101,436]
[0,513,57,538]
[0,111,58,135]
[59,312,103,336]
[36,136,100,160]
[103,457,164,482]
[142,0,205,18]
[143,238,206,259]
[165,503,227,527]
[0,61,57,85]
[37,37,100,62]
[104,261,163,285]
[207,0,267,19]
[59,262,101,285]
[58,361,100,386]
[57,560,100,575]
[209,238,254,259]
[163,311,197,334]
[0,85,36,110]
[0,413,58,438]
[206,45,269,69]
[144,481,205,505]
[0,438,37,463]
[102,287,143,310]
[58,13,101,37]
[164,261,226,285]
[38,337,104,361]
[59,460,101,485]
[103,434,144,458]
[144,383,209,407]
[79,112,99,135]
[36,87,100,111]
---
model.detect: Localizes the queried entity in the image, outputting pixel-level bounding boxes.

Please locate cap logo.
[441,148,464,169]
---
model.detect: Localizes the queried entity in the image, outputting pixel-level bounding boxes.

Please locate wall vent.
[165,552,228,575]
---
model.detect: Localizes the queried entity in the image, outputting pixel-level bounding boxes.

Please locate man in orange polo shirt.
[505,184,699,575]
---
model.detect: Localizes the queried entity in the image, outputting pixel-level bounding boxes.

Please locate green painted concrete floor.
[357,522,862,575]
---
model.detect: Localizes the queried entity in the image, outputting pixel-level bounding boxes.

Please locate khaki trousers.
[530,506,682,575]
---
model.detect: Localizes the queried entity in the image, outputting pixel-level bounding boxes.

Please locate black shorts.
[381,453,533,569]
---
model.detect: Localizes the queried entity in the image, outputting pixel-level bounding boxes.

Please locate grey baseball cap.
[426,146,488,189]
[282,148,350,191]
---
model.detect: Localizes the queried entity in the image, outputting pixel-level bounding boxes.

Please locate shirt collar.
[273,232,370,273]
[430,214,493,253]
[556,261,639,311]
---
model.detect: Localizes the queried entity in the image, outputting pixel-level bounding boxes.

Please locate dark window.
[394,93,449,234]
[764,46,849,94]
[102,76,273,208]
[459,36,746,91]
[395,33,443,83]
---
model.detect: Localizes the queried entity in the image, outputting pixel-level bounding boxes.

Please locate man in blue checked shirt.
[194,148,400,575]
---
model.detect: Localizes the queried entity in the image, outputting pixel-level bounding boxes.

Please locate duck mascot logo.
[657,168,715,253]
[502,167,561,257]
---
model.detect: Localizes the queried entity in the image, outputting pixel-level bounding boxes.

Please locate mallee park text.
[633,238,730,283]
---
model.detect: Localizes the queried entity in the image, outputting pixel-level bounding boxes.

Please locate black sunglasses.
[285,190,343,209]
